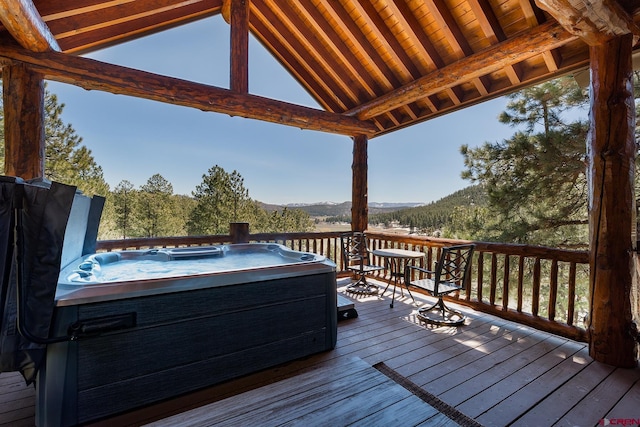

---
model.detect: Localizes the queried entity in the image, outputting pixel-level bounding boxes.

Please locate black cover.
[0,176,77,384]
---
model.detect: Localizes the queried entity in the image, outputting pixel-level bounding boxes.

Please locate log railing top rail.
[364,232,589,263]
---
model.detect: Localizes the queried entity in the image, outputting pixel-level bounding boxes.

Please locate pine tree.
[0,84,109,197]
[112,180,137,239]
[188,165,252,235]
[138,174,176,238]
[458,77,592,247]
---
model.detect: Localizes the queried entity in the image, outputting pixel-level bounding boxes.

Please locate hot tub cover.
[0,177,77,383]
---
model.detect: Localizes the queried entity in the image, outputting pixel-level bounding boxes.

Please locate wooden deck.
[1,278,639,426]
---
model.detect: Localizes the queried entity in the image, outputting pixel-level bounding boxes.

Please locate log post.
[229,0,249,93]
[3,63,45,179]
[351,134,368,232]
[587,33,638,367]
[230,222,250,243]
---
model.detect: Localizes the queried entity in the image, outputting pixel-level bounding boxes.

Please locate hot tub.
[38,243,337,426]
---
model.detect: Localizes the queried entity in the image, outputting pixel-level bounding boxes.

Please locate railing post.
[230,222,250,243]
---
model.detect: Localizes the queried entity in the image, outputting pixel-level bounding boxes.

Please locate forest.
[1,74,639,247]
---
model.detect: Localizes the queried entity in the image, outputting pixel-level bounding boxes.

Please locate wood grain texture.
[2,63,45,179]
[587,34,637,367]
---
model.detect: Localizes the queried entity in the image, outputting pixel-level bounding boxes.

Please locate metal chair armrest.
[404,265,434,283]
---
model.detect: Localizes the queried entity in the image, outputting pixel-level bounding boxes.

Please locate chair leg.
[416,298,465,326]
[346,275,379,295]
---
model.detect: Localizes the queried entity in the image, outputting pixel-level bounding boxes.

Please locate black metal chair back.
[404,244,475,326]
[340,232,384,295]
[432,244,475,296]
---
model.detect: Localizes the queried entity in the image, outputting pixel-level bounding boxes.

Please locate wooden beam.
[0,44,377,137]
[229,0,249,93]
[535,0,640,46]
[351,135,368,233]
[0,0,59,52]
[2,63,45,179]
[346,21,577,121]
[587,34,637,368]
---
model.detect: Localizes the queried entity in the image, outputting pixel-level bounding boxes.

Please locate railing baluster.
[502,254,510,311]
[568,262,577,326]
[549,259,559,321]
[532,258,541,317]
[517,255,525,312]
[476,252,484,303]
[490,253,498,306]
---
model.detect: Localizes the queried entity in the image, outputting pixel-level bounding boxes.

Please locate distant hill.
[369,185,487,230]
[259,201,422,217]
[258,186,485,228]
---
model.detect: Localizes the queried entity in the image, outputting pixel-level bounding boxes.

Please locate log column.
[587,33,638,367]
[229,0,249,94]
[351,134,368,232]
[3,63,45,179]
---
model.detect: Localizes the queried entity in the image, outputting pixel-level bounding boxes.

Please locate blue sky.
[47,15,516,205]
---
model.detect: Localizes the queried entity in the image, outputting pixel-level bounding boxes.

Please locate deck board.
[145,357,448,426]
[0,278,638,426]
[554,366,640,426]
[511,361,615,426]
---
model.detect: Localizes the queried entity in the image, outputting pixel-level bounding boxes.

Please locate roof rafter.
[317,0,417,122]
[294,2,381,99]
[352,0,421,82]
[347,21,577,120]
[263,0,362,106]
[45,0,223,53]
[251,5,350,111]
[466,0,505,96]
[0,0,59,52]
[388,0,444,70]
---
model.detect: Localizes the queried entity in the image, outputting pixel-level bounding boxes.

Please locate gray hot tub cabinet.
[38,267,337,426]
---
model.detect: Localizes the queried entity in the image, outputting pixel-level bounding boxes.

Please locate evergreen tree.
[458,77,592,246]
[138,174,176,238]
[188,165,252,235]
[187,165,313,235]
[0,84,109,197]
[112,180,137,239]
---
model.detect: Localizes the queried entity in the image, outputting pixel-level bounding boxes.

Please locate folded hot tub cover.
[0,176,78,383]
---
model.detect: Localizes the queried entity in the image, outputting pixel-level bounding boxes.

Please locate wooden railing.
[365,232,589,342]
[96,230,590,342]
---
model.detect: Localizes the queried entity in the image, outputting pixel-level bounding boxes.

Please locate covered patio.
[1,0,639,425]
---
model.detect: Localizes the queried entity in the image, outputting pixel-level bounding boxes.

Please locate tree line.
[368,185,487,235]
[0,85,314,240]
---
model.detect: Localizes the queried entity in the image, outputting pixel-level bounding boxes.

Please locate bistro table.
[372,248,425,308]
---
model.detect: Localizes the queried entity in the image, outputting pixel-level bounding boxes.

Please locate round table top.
[372,248,425,259]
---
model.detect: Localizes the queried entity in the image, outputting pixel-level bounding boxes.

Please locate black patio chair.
[404,244,475,326]
[341,232,385,295]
